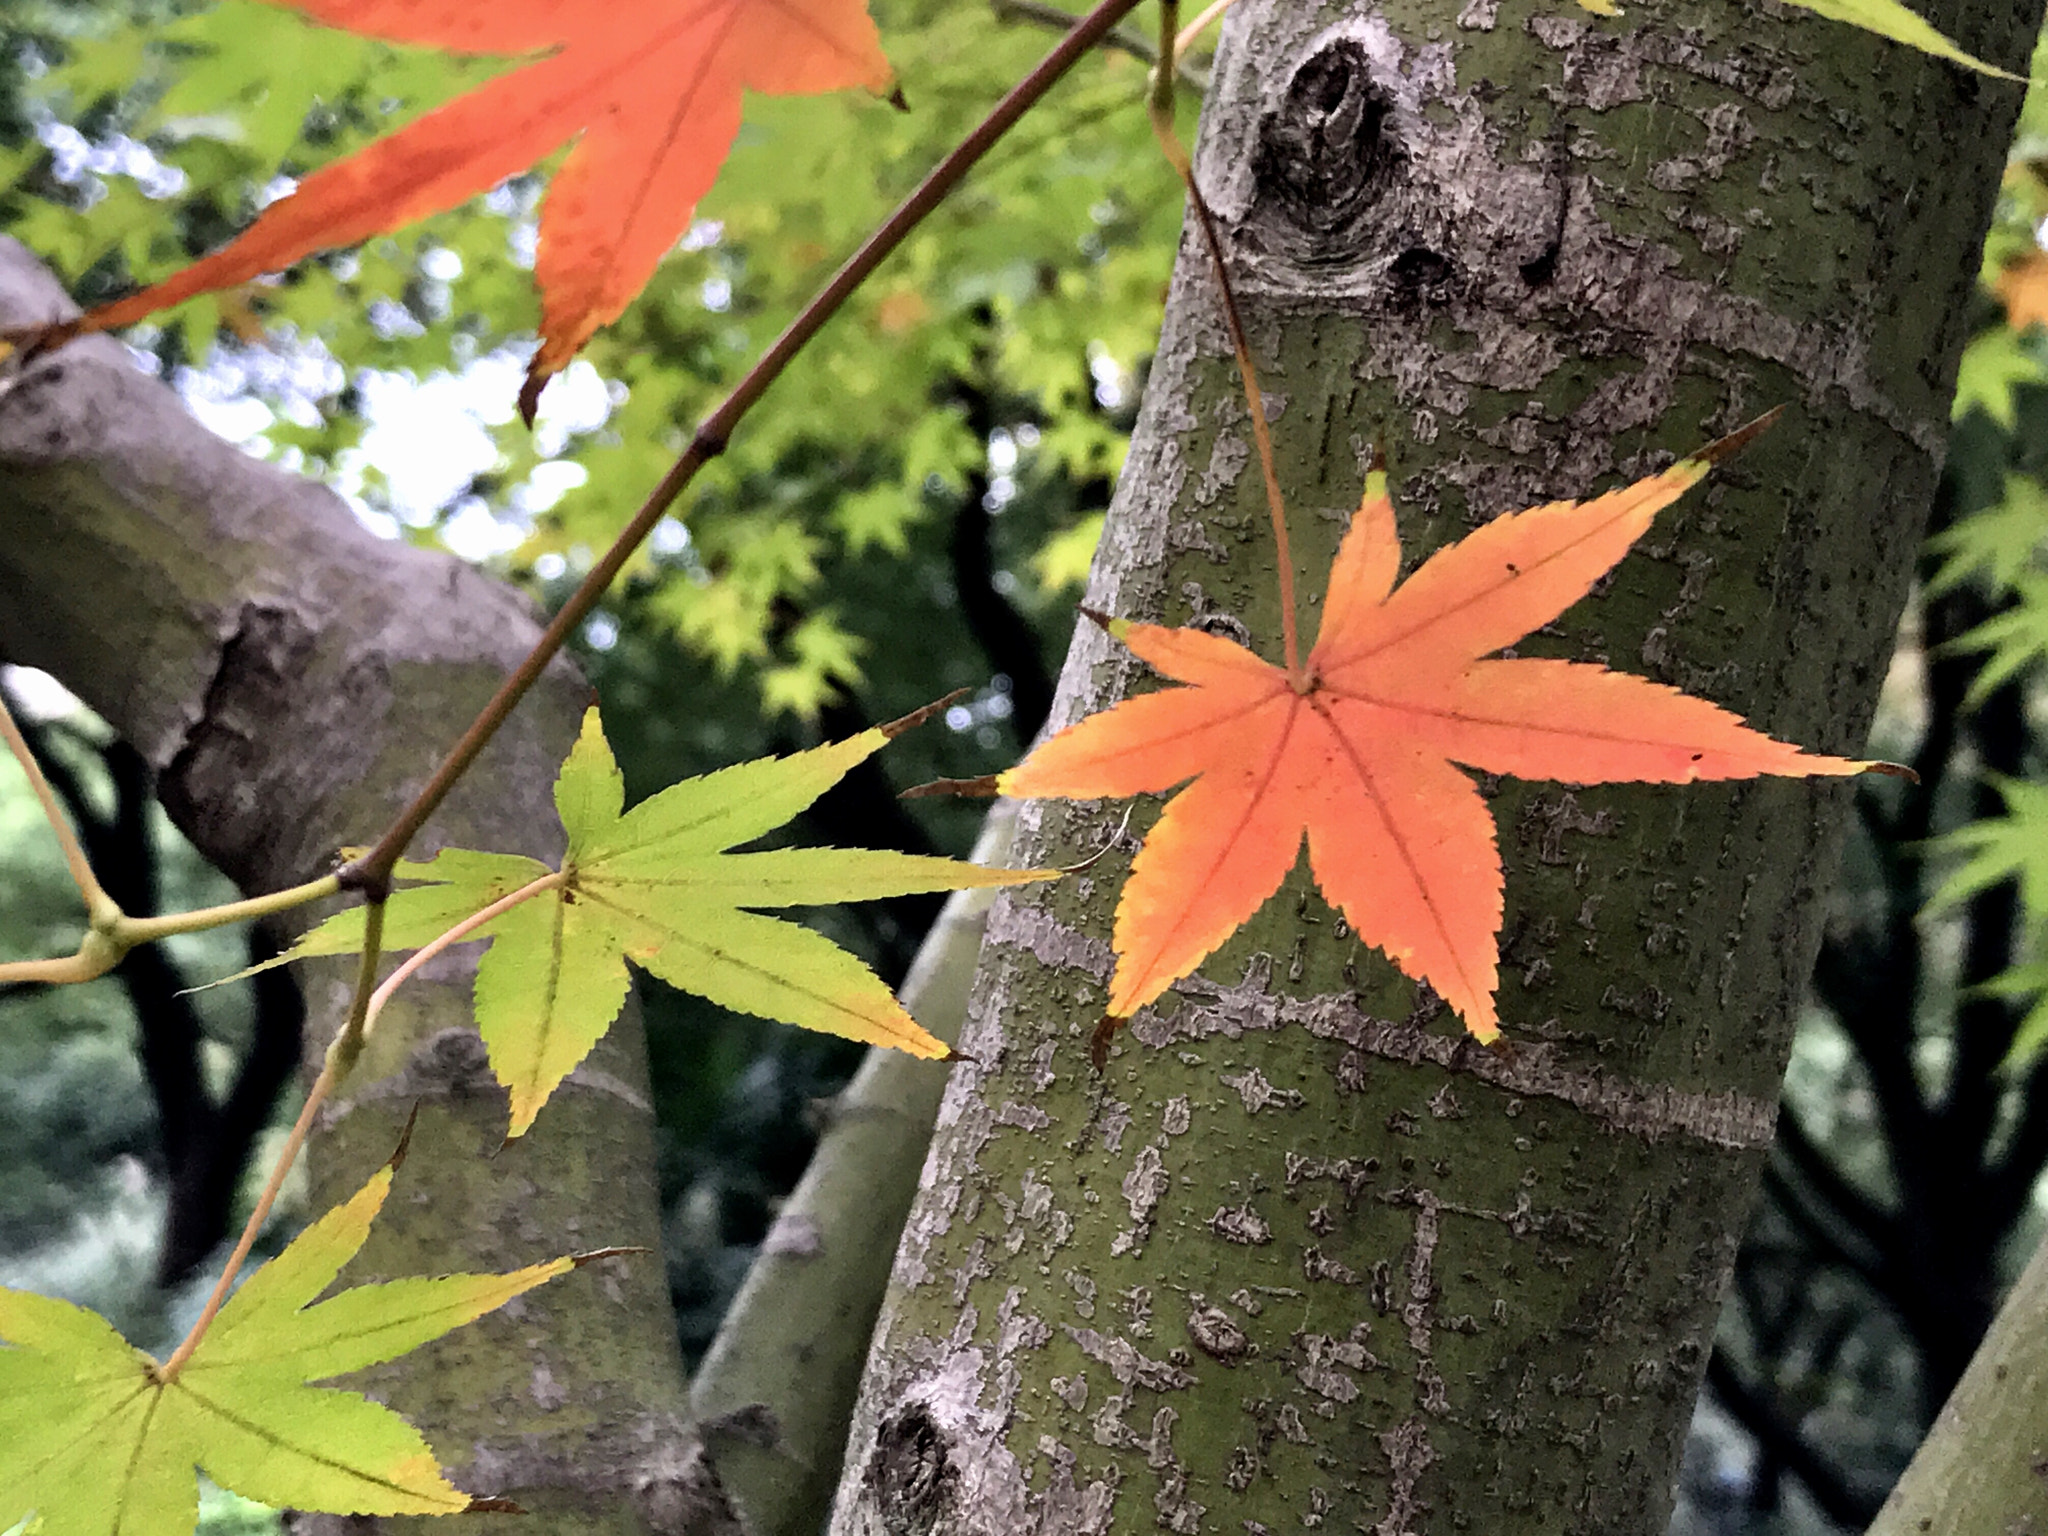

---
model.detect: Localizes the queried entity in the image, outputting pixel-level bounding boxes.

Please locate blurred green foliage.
[5,0,1181,715]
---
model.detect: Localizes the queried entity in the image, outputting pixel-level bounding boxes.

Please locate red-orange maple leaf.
[58,0,892,419]
[1002,431,1887,1043]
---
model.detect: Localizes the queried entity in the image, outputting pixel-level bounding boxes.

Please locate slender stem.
[326,900,387,1083]
[360,872,562,1039]
[1146,9,1299,677]
[0,873,337,989]
[1151,0,1181,120]
[115,874,341,946]
[153,1052,332,1382]
[1173,0,1236,56]
[156,902,386,1384]
[347,0,1147,890]
[0,682,114,921]
[0,949,113,985]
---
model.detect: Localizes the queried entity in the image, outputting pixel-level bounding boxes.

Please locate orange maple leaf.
[1994,249,2048,333]
[1001,427,1889,1043]
[55,0,892,419]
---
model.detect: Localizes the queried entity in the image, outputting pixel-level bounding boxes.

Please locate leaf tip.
[387,1101,424,1173]
[568,1245,650,1269]
[1088,1014,1126,1073]
[467,1496,528,1515]
[1693,406,1784,468]
[1458,1011,1504,1050]
[900,773,1003,800]
[881,688,973,739]
[1861,758,1920,784]
[517,367,547,430]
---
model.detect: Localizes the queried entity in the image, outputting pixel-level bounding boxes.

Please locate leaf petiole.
[359,871,565,1042]
[158,905,384,1383]
[1146,0,1302,679]
[1172,0,1237,57]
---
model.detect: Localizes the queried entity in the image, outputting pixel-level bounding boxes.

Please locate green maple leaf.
[1952,329,2048,429]
[1941,572,2048,704]
[1777,0,2023,80]
[1927,476,2048,598]
[268,704,1051,1136]
[0,1148,604,1534]
[1973,960,2048,1073]
[1927,782,2048,1074]
[1930,776,2048,916]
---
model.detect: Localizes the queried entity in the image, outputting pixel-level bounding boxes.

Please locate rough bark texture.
[0,238,699,1533]
[1867,1226,2048,1536]
[830,4,2035,1533]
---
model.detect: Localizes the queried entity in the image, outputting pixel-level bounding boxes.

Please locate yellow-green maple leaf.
[0,1154,599,1535]
[1779,0,2022,80]
[1570,0,2022,80]
[266,706,1052,1137]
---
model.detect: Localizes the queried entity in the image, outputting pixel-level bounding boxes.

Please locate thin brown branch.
[1145,5,1299,676]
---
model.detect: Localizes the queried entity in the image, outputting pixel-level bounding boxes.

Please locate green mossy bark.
[830,4,2036,1533]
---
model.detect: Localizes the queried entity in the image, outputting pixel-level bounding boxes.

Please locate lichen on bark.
[830,2,2037,1532]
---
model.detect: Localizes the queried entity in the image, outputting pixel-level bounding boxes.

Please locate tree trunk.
[829,3,2035,1533]
[0,238,701,1533]
[1867,1225,2048,1536]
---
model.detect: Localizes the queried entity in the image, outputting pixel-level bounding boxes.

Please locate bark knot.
[1251,38,1397,259]
[864,1403,959,1536]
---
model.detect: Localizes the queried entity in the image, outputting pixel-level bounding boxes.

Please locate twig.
[0,678,112,919]
[116,875,342,945]
[0,872,340,987]
[0,951,111,985]
[347,0,1149,892]
[1145,1,1299,676]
